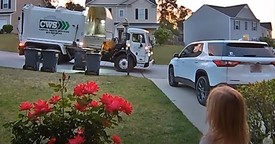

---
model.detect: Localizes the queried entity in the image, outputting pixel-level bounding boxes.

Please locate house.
[260,22,272,38]
[183,4,270,44]
[85,0,158,37]
[0,0,47,33]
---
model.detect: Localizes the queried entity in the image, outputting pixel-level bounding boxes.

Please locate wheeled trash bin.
[40,49,59,73]
[23,47,41,71]
[85,52,101,75]
[73,48,86,71]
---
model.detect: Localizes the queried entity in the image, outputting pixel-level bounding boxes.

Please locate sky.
[57,0,275,38]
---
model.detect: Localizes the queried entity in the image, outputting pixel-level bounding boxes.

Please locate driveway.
[0,51,208,134]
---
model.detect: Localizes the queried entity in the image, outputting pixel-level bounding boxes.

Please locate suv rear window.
[208,42,274,57]
[225,43,274,57]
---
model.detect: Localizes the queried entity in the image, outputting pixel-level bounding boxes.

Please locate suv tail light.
[213,60,240,67]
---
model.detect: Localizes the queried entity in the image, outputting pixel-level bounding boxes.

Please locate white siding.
[230,19,261,40]
[124,0,157,23]
[184,5,230,45]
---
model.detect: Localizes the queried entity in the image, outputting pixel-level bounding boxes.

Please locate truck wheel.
[114,54,134,72]
[195,76,210,106]
[58,54,72,64]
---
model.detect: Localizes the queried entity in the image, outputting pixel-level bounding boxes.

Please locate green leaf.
[48,83,56,87]
[117,115,123,123]
[18,114,25,119]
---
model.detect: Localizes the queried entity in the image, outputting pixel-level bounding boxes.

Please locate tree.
[44,0,58,8]
[65,1,85,12]
[259,37,275,47]
[157,0,191,35]
[154,27,172,45]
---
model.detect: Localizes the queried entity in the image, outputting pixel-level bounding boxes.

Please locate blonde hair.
[206,85,249,144]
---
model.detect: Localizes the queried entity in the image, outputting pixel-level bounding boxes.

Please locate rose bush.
[4,73,133,144]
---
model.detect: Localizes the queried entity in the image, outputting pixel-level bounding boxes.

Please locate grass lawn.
[0,34,183,65]
[152,44,183,65]
[0,34,18,53]
[0,67,201,144]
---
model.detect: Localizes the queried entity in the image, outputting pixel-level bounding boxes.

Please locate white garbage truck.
[18,4,154,72]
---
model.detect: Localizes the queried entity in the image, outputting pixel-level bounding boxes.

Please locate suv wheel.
[196,76,210,106]
[168,66,178,87]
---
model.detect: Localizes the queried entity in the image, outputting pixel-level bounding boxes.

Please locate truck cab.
[83,6,154,72]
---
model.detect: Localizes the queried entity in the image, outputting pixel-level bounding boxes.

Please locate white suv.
[168,40,275,105]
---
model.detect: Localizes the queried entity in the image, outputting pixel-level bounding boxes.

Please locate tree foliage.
[259,37,275,47]
[154,27,172,45]
[158,0,191,35]
[44,0,57,8]
[65,1,85,11]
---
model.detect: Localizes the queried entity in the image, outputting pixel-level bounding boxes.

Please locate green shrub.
[2,24,13,33]
[154,27,172,45]
[0,29,3,34]
[237,80,275,143]
[259,37,275,48]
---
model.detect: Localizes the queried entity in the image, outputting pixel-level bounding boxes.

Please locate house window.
[118,9,124,18]
[234,20,240,30]
[2,0,9,9]
[245,21,247,30]
[135,9,148,20]
[252,22,257,31]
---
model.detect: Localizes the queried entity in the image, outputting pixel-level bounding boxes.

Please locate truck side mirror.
[125,33,130,40]
[173,53,179,57]
[150,40,155,46]
[139,35,143,44]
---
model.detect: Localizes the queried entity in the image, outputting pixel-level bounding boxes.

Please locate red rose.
[68,135,86,144]
[27,111,35,119]
[112,134,121,144]
[73,83,85,97]
[48,137,56,144]
[89,100,99,108]
[106,98,120,113]
[121,100,133,115]
[83,81,99,95]
[49,95,61,104]
[33,99,51,115]
[100,93,113,105]
[19,101,32,111]
[74,102,87,112]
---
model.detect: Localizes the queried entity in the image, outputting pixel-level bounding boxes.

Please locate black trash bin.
[40,49,59,73]
[23,47,41,71]
[85,52,101,75]
[73,48,86,71]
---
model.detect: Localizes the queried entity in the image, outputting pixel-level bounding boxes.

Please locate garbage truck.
[18,4,154,72]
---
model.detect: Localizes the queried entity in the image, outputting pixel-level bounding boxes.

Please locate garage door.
[0,19,7,29]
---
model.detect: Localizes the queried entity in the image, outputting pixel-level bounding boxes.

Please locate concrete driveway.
[0,51,208,134]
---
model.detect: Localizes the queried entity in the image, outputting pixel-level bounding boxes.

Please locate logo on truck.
[39,17,70,35]
[39,20,70,30]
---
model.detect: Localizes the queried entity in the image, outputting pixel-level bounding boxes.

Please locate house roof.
[260,22,272,30]
[207,4,247,17]
[85,0,156,6]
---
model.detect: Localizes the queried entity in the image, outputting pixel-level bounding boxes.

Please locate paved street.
[0,51,208,134]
